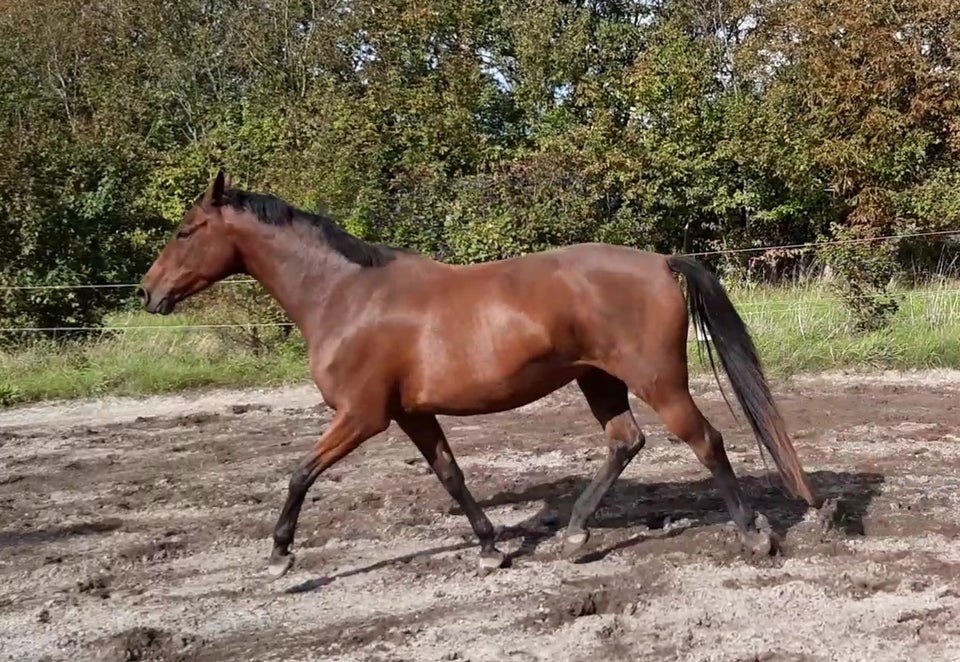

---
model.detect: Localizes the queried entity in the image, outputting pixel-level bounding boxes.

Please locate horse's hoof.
[478,549,507,573]
[267,551,296,579]
[561,528,590,558]
[743,530,774,557]
[735,513,776,557]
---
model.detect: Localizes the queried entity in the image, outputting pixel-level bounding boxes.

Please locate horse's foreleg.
[268,409,388,579]
[396,414,506,572]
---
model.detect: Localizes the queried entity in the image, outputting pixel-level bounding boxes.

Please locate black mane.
[222,189,399,268]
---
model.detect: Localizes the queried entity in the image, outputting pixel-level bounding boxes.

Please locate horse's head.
[140,170,242,315]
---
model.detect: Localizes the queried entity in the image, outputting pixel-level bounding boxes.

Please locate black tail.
[666,255,819,506]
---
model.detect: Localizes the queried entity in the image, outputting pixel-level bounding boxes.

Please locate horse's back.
[389,242,682,345]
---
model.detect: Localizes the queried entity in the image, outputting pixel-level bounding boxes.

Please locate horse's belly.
[402,361,585,416]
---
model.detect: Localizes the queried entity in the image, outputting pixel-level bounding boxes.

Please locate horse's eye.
[176,229,192,240]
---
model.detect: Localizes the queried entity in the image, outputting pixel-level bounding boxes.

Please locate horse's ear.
[203,170,227,206]
[223,173,234,190]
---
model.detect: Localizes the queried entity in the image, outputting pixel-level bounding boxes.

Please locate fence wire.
[2,227,957,293]
[2,288,959,334]
[2,228,959,333]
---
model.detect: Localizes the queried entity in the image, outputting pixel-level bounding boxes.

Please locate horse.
[140,170,826,579]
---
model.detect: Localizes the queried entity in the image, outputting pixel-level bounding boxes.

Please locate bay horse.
[140,171,825,579]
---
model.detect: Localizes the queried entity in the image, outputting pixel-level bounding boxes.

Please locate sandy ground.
[2,370,960,661]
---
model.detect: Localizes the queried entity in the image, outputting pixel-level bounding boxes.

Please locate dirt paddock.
[2,371,960,661]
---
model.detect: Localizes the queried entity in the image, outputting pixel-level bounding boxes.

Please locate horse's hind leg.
[646,384,773,555]
[396,413,506,571]
[562,369,646,557]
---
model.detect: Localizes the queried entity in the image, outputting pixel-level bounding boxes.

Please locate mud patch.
[528,584,648,629]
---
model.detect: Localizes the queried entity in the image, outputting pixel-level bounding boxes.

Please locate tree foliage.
[2,0,958,334]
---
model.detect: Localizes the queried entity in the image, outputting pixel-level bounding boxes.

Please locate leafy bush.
[0,137,167,339]
[181,280,300,357]
[822,226,901,333]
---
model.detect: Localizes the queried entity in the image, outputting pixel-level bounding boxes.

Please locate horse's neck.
[233,223,357,333]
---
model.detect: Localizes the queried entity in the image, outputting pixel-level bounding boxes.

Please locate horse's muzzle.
[141,287,176,315]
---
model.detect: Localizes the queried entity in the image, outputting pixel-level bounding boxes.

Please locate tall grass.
[728,280,960,375]
[0,308,309,406]
[2,280,960,407]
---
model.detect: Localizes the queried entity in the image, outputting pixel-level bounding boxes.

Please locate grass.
[730,281,960,376]
[2,280,960,407]
[0,310,310,406]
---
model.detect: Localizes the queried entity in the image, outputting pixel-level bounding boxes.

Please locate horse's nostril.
[138,287,150,307]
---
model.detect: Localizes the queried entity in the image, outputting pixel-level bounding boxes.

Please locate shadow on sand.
[286,469,884,594]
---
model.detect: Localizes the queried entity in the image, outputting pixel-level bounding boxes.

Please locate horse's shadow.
[0,517,124,550]
[286,469,883,594]
[481,469,884,563]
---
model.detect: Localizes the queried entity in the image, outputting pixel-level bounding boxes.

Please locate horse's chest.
[308,349,346,408]
[307,334,382,408]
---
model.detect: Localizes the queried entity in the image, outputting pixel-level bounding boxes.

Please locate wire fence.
[2,227,959,334]
[0,322,296,334]
[681,228,960,258]
[2,227,957,294]
[3,288,959,334]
